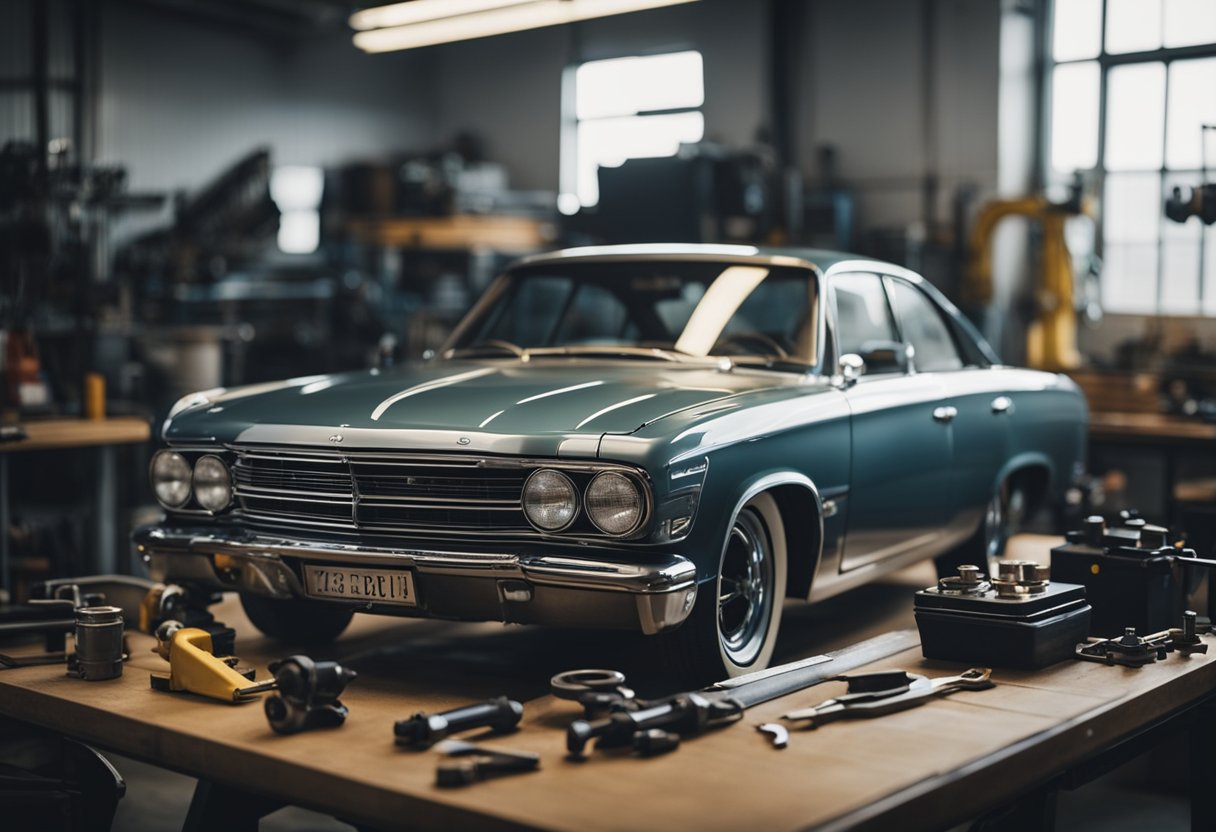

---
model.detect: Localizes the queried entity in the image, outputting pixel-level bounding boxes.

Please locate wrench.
[781,668,993,727]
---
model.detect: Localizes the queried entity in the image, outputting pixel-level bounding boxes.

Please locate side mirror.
[857,340,912,375]
[838,353,865,387]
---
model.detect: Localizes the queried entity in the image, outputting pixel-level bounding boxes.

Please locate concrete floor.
[103,537,1188,831]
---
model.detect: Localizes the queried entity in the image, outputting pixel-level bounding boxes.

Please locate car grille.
[232,447,533,536]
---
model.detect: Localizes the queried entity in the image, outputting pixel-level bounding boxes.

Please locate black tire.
[934,479,1015,580]
[239,594,354,644]
[655,493,787,685]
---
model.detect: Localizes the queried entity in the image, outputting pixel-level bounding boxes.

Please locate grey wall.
[796,0,1001,230]
[97,3,438,195]
[428,0,1001,235]
[429,0,769,192]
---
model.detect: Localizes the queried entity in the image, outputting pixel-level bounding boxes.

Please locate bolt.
[1185,610,1198,639]
[957,564,981,585]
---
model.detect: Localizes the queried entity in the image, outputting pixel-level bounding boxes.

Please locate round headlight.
[585,471,644,536]
[522,469,578,531]
[192,454,233,512]
[150,451,192,509]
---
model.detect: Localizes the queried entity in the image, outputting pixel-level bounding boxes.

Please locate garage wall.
[796,0,1001,231]
[96,3,438,195]
[428,0,769,192]
[428,0,1001,235]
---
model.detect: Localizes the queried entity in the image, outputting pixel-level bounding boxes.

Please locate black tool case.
[914,582,1091,669]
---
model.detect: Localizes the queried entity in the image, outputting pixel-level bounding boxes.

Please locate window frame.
[1045,0,1216,316]
[559,49,706,213]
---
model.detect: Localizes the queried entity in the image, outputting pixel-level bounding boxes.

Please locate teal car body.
[136,244,1087,675]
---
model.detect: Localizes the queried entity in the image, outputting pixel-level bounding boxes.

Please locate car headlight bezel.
[521,468,579,532]
[192,453,233,513]
[585,471,646,537]
[150,450,193,509]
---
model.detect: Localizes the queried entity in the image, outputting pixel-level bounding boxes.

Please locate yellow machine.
[963,186,1089,371]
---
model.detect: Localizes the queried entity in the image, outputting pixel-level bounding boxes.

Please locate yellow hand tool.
[150,621,276,704]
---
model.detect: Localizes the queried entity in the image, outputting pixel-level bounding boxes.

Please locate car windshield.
[445,261,819,368]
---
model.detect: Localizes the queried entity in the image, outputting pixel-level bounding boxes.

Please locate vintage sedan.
[135,244,1087,681]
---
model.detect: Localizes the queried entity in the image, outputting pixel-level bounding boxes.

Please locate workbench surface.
[1,554,1214,832]
[0,417,151,453]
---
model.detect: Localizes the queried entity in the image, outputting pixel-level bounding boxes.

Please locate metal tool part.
[68,606,124,681]
[992,560,1050,599]
[937,564,991,596]
[756,723,789,749]
[263,655,357,734]
[550,669,635,718]
[1075,628,1172,667]
[557,629,921,758]
[781,668,994,727]
[433,739,540,787]
[1169,610,1210,657]
[149,621,274,703]
[395,697,524,749]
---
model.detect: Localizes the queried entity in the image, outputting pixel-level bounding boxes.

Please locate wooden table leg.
[1191,699,1216,832]
[183,779,284,832]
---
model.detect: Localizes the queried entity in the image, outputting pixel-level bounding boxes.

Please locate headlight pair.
[150,450,232,512]
[521,468,645,537]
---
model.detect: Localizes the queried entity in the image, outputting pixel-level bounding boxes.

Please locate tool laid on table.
[150,621,275,703]
[914,560,1090,669]
[264,655,357,734]
[395,697,524,749]
[554,629,920,758]
[1,584,128,678]
[433,739,540,787]
[66,606,125,681]
[756,723,789,749]
[1076,610,1211,667]
[1076,628,1171,667]
[781,668,994,728]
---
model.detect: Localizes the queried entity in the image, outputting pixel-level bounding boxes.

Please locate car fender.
[709,471,824,593]
[992,451,1056,498]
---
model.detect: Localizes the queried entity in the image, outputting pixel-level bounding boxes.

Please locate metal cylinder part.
[74,606,124,681]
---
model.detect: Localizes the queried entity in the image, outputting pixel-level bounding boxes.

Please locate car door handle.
[932,406,957,424]
[991,396,1013,415]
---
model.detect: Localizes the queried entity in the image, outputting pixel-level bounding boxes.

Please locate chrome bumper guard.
[132,526,699,635]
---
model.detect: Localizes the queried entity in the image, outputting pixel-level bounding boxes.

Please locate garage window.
[559,51,704,214]
[1048,0,1216,315]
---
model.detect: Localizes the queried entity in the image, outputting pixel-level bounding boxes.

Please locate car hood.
[164,360,813,449]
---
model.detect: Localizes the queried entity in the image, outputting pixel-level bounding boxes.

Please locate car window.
[832,274,898,358]
[885,278,963,372]
[452,262,819,367]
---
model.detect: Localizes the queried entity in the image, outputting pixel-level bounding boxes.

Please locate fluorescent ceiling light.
[350,0,534,31]
[352,0,701,53]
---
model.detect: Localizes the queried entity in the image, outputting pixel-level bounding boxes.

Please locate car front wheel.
[658,492,788,684]
[240,594,355,644]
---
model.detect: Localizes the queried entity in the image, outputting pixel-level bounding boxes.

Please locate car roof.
[512,243,893,276]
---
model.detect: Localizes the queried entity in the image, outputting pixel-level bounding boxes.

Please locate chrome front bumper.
[132,526,699,635]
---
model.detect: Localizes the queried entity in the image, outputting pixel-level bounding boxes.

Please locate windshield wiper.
[526,346,693,363]
[444,339,526,359]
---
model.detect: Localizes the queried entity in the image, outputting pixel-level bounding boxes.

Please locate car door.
[884,276,1011,537]
[830,273,955,570]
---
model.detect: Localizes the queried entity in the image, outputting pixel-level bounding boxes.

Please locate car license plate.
[303,564,417,606]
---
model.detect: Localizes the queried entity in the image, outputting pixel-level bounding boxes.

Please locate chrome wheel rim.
[718,509,772,665]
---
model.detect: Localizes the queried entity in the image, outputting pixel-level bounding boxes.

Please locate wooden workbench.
[1,565,1214,832]
[0,417,152,591]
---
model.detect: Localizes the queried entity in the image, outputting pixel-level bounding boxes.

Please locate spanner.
[781,667,993,728]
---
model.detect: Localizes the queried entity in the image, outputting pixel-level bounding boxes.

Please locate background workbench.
[0,417,152,594]
[0,541,1212,832]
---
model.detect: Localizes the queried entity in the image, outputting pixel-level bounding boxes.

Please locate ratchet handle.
[395,697,524,748]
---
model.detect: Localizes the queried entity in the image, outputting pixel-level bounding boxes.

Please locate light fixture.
[351,0,702,53]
